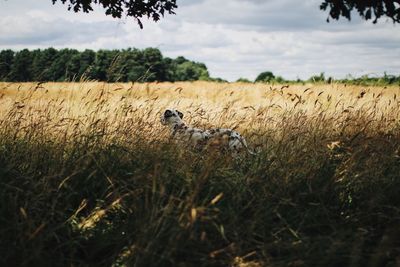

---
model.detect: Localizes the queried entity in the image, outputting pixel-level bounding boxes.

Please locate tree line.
[0,48,216,82]
[249,71,400,86]
[1,48,398,85]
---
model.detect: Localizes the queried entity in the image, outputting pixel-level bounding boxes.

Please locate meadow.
[1,81,400,266]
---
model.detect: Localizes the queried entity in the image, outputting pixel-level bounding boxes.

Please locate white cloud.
[0,0,399,81]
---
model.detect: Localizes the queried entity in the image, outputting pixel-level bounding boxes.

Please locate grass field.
[1,81,400,266]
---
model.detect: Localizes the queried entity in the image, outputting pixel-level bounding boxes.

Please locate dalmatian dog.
[161,109,257,155]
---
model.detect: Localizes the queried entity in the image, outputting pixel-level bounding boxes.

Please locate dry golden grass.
[1,81,399,135]
[1,81,400,266]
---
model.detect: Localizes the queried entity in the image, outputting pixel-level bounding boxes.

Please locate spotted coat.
[161,109,256,155]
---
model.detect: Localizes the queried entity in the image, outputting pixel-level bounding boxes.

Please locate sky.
[0,0,399,81]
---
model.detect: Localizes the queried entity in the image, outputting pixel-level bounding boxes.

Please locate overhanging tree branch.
[52,0,177,28]
[320,0,400,23]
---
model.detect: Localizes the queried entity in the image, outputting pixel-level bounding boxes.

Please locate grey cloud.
[301,26,400,51]
[178,0,206,7]
[0,16,125,45]
[176,0,365,32]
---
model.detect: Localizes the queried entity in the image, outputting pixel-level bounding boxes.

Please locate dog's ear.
[177,110,184,119]
[164,109,173,117]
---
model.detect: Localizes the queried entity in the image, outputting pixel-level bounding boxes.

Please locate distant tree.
[59,49,97,81]
[107,48,145,82]
[52,49,80,81]
[8,49,34,82]
[321,0,400,23]
[255,71,275,83]
[383,72,399,84]
[236,78,252,83]
[31,49,45,81]
[31,48,58,81]
[65,51,81,81]
[174,56,187,65]
[125,48,147,82]
[308,72,326,83]
[0,50,14,81]
[0,48,215,82]
[174,60,210,81]
[91,49,119,81]
[274,76,286,83]
[163,57,175,81]
[79,49,96,79]
[209,77,228,83]
[142,48,167,81]
[52,0,177,28]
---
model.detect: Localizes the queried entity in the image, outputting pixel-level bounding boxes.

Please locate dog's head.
[161,109,184,126]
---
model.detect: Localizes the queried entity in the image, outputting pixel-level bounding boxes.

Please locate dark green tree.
[91,49,119,81]
[174,56,187,65]
[321,0,400,23]
[49,48,80,81]
[52,0,177,28]
[106,48,144,82]
[174,60,210,81]
[0,50,14,81]
[236,78,252,83]
[255,71,275,83]
[0,48,215,82]
[8,49,34,82]
[142,48,167,82]
[31,48,58,81]
[124,48,145,82]
[63,49,96,81]
[106,48,168,82]
[79,49,96,79]
[168,56,210,81]
[163,57,176,81]
[161,56,205,82]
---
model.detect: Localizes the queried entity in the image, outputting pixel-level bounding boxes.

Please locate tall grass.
[1,81,400,266]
